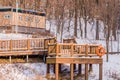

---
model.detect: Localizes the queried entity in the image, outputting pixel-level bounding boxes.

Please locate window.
[35,17,40,23]
[19,16,22,20]
[26,16,33,22]
[4,14,11,19]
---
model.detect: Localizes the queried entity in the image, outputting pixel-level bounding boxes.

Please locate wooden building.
[0,7,46,34]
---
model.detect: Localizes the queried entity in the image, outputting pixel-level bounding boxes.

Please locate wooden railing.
[44,38,56,49]
[0,37,56,52]
[63,38,76,43]
[48,43,101,57]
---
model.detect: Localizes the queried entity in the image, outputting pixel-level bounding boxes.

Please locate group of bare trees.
[45,0,120,53]
[0,0,46,11]
[46,0,120,40]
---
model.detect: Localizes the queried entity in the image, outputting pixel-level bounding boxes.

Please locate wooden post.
[71,43,73,56]
[10,40,12,51]
[9,40,12,63]
[26,55,29,62]
[85,44,88,57]
[59,64,61,73]
[27,39,30,50]
[70,63,74,80]
[89,64,93,72]
[78,64,82,75]
[74,64,76,71]
[54,37,57,43]
[46,64,50,79]
[9,56,12,63]
[48,43,50,55]
[44,39,46,49]
[89,46,93,72]
[85,64,88,80]
[71,44,76,71]
[55,63,59,80]
[99,63,102,80]
[53,64,55,73]
[56,43,58,56]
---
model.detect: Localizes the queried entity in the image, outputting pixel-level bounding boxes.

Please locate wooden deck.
[0,38,104,80]
[0,37,56,62]
[46,43,104,80]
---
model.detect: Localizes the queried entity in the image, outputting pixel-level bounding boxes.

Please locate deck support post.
[78,64,82,75]
[70,63,74,80]
[85,64,88,80]
[46,55,103,80]
[26,55,29,62]
[46,64,50,79]
[59,64,61,73]
[89,64,93,72]
[53,64,55,73]
[9,56,12,63]
[74,64,76,70]
[99,63,102,80]
[55,63,59,80]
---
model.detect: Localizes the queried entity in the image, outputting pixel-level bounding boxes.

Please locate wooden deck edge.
[46,57,103,64]
[0,50,47,56]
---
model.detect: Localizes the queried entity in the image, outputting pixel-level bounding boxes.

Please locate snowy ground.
[0,33,32,39]
[0,54,120,80]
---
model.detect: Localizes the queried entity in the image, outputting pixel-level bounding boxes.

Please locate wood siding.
[0,11,12,26]
[0,11,45,29]
[12,12,45,28]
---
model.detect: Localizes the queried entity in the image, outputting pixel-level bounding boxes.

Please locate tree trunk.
[74,0,78,37]
[96,19,99,40]
[79,18,83,38]
[84,18,87,38]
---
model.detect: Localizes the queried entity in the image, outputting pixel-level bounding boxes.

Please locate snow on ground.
[0,63,47,80]
[0,54,120,80]
[76,38,119,52]
[89,54,120,80]
[0,33,32,39]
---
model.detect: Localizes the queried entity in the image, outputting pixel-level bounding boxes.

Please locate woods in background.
[0,0,120,52]
[46,0,120,40]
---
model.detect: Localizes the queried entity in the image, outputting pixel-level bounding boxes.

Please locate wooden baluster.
[71,43,73,57]
[10,40,12,51]
[27,39,30,50]
[86,44,88,57]
[26,39,30,62]
[56,43,58,56]
[44,39,47,49]
[89,46,93,72]
[79,46,81,55]
[10,40,12,63]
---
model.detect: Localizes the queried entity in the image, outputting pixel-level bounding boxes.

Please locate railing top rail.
[0,37,56,41]
[58,43,73,46]
[50,43,100,46]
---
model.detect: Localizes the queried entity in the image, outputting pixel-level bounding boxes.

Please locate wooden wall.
[0,11,45,29]
[0,11,12,26]
[12,12,45,28]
